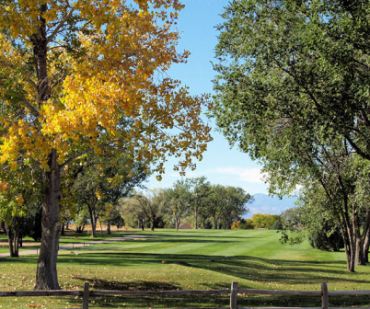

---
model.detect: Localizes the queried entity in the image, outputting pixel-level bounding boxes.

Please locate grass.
[0,229,369,308]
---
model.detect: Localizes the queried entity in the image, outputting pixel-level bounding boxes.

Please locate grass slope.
[0,229,369,308]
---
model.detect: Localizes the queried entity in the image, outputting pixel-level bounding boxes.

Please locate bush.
[309,224,344,252]
[231,221,241,230]
[240,219,254,229]
[251,214,280,229]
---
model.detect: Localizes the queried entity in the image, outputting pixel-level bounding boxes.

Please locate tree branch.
[47,8,74,43]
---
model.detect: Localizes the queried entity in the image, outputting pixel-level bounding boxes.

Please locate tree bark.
[107,222,111,235]
[5,223,20,257]
[150,216,155,231]
[32,3,61,290]
[87,205,97,238]
[61,223,65,236]
[363,229,370,264]
[35,149,61,290]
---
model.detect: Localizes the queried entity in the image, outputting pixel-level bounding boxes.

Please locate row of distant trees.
[119,177,251,231]
[0,175,252,253]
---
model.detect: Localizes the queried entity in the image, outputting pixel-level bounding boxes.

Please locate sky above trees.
[146,0,269,194]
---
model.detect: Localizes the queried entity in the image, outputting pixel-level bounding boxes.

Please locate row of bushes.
[231,214,281,230]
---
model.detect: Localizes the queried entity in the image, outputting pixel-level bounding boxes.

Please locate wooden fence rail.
[0,282,370,309]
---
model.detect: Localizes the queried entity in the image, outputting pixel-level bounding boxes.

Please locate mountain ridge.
[244,193,298,218]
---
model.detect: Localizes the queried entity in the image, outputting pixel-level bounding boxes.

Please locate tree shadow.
[45,252,370,286]
[73,276,181,290]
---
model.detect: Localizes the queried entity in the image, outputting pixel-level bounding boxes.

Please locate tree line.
[121,177,251,230]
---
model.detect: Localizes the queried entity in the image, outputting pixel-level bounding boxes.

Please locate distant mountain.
[244,193,298,218]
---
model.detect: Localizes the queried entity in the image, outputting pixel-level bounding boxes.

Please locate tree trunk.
[355,236,365,265]
[61,223,65,236]
[363,230,370,264]
[87,205,97,238]
[35,149,61,290]
[33,3,60,290]
[19,235,23,248]
[107,222,111,235]
[361,211,370,264]
[150,217,155,231]
[194,206,198,230]
[141,219,145,231]
[6,224,20,257]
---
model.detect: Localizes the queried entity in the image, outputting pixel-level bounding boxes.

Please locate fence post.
[321,282,329,309]
[230,281,238,309]
[82,282,90,309]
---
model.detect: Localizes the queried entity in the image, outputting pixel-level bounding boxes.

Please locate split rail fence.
[0,282,370,309]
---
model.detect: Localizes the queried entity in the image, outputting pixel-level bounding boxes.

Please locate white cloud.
[212,166,267,184]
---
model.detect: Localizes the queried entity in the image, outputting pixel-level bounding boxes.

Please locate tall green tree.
[70,151,146,237]
[161,181,192,230]
[214,0,369,162]
[214,0,370,271]
[121,191,162,231]
[184,177,212,229]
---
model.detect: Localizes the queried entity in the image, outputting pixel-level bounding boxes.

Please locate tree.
[161,182,192,230]
[214,0,370,162]
[205,185,250,229]
[213,0,369,271]
[0,164,42,257]
[0,0,211,289]
[120,192,161,231]
[184,177,212,229]
[70,151,146,237]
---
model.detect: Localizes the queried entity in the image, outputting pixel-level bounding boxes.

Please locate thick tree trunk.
[33,4,61,290]
[61,224,65,236]
[35,150,61,290]
[355,236,365,265]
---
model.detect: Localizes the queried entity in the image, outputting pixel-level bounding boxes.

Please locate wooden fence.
[1,282,370,309]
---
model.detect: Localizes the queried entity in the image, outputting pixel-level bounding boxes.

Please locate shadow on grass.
[74,276,180,290]
[55,252,370,287]
[5,251,367,286]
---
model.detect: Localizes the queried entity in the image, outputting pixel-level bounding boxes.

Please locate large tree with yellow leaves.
[0,0,211,289]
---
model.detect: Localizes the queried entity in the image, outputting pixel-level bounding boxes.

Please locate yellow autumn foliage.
[0,0,211,178]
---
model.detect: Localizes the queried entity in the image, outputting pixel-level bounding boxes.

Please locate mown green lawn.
[0,229,369,308]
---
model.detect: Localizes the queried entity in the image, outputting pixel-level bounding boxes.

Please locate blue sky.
[146,0,269,195]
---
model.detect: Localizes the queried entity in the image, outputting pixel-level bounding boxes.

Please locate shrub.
[231,221,241,230]
[240,219,254,229]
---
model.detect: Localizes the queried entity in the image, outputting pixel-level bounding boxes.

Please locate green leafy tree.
[213,0,370,271]
[70,152,146,237]
[120,191,161,231]
[184,177,212,229]
[161,182,192,230]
